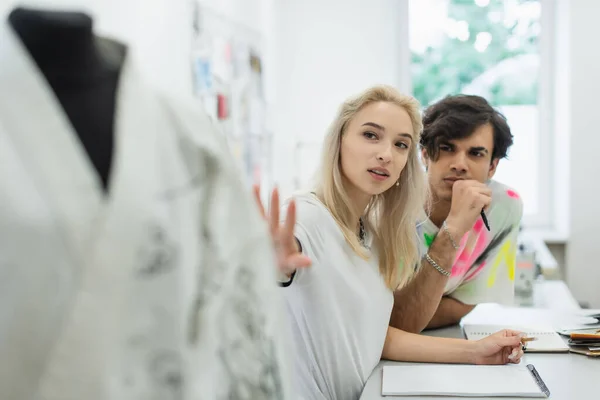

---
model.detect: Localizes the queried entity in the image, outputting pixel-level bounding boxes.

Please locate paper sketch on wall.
[190,2,269,186]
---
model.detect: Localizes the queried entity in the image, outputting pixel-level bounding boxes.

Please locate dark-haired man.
[390,94,523,333]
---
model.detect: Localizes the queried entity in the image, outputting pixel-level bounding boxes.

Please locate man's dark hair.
[420,94,514,161]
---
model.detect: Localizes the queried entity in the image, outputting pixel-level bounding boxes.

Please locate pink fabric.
[506,190,520,199]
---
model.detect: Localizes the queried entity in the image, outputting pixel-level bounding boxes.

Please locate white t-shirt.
[281,193,393,400]
[417,180,524,305]
[0,21,290,400]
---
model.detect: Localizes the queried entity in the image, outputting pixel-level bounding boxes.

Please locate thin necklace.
[359,217,367,246]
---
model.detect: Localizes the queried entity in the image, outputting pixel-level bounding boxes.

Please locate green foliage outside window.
[411,0,539,107]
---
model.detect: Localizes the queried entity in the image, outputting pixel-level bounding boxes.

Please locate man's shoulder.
[489,180,524,223]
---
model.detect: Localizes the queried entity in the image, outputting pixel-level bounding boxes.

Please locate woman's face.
[340,101,414,207]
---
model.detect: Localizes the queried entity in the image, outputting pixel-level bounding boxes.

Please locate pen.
[521,337,537,343]
[480,209,490,231]
[521,336,537,351]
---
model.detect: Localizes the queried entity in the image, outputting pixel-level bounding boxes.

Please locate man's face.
[423,123,499,202]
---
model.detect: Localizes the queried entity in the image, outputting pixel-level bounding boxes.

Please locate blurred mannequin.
[0,6,290,400]
[9,6,124,189]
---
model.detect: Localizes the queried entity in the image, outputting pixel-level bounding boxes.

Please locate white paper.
[463,324,569,352]
[382,364,547,397]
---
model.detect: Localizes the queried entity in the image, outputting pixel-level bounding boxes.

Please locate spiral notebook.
[382,364,550,397]
[463,324,569,352]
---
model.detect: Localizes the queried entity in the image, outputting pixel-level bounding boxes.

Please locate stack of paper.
[568,330,600,357]
[576,309,600,321]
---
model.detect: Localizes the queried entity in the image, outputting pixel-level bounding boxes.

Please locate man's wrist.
[441,220,460,250]
[427,219,462,274]
[442,217,466,242]
[424,253,452,276]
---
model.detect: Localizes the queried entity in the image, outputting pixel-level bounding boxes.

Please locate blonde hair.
[314,85,427,290]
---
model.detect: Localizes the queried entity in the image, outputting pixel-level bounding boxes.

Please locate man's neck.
[427,196,451,228]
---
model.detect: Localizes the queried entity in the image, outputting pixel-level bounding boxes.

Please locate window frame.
[399,0,565,240]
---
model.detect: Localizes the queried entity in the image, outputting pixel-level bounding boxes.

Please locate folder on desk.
[569,347,600,357]
[570,331,600,341]
[568,331,600,357]
[576,309,600,321]
[381,364,550,397]
[463,324,569,352]
[557,325,600,337]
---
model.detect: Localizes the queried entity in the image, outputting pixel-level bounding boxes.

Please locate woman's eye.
[363,131,377,140]
[396,142,408,149]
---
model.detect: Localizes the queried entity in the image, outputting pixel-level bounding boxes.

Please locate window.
[408,0,556,232]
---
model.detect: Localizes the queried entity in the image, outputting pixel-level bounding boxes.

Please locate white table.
[359,281,600,399]
[531,279,580,311]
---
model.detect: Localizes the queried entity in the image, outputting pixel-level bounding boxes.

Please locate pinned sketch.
[190,2,269,187]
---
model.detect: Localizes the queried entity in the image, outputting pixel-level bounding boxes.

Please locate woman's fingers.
[496,334,521,348]
[507,345,524,363]
[252,184,267,219]
[269,187,280,237]
[282,199,296,239]
[503,346,512,363]
[502,329,524,338]
[508,348,524,364]
[286,253,312,269]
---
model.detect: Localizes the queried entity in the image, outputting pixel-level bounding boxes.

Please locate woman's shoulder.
[284,192,331,229]
[281,192,339,260]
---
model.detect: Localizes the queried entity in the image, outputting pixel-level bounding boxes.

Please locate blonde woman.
[254,86,524,400]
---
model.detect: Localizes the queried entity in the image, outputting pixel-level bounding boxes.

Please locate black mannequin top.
[8,7,127,191]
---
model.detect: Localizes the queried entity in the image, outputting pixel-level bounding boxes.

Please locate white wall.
[566,0,600,308]
[153,0,270,95]
[2,0,403,197]
[0,0,271,96]
[0,0,193,94]
[269,0,405,197]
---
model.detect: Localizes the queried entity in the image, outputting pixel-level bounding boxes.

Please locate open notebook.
[382,364,550,398]
[463,324,569,352]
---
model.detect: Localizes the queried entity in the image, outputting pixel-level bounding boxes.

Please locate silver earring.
[396,181,400,187]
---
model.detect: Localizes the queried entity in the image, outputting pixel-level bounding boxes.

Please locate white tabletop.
[360,281,600,399]
[360,324,599,399]
[361,343,598,399]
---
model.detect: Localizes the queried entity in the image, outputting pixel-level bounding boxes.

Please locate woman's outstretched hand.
[473,329,525,365]
[253,184,311,278]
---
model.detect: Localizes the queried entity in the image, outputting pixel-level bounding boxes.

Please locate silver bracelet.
[424,253,451,277]
[441,220,460,250]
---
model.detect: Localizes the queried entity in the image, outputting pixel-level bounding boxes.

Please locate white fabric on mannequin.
[0,19,291,400]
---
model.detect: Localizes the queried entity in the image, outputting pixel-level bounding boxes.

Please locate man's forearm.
[389,228,460,333]
[427,296,475,330]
